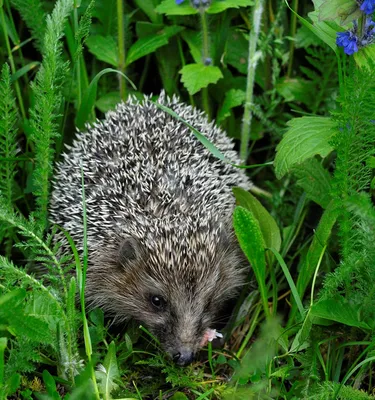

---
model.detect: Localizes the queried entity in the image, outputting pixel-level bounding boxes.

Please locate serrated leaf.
[85,35,118,67]
[180,63,223,95]
[274,116,336,179]
[217,89,245,123]
[233,188,281,252]
[126,25,184,66]
[292,158,332,208]
[311,296,371,330]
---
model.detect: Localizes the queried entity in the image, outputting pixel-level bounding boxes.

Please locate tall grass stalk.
[117,0,126,100]
[240,0,264,162]
[200,9,211,120]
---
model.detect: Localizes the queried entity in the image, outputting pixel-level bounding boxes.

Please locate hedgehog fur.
[50,93,251,366]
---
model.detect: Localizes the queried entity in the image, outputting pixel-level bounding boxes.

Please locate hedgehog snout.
[172,348,195,366]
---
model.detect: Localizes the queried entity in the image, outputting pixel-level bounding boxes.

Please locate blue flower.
[176,0,184,4]
[360,0,375,15]
[361,16,375,45]
[336,31,359,55]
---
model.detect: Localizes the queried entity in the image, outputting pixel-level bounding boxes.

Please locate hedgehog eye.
[150,295,167,310]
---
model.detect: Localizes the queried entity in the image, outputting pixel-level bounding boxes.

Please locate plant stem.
[117,0,126,100]
[0,6,26,119]
[287,0,298,77]
[240,0,264,162]
[200,9,211,119]
[73,1,81,109]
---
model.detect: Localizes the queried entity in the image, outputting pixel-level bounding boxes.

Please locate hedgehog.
[50,93,251,366]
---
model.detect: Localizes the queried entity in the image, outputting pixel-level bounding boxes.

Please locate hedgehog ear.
[118,237,141,267]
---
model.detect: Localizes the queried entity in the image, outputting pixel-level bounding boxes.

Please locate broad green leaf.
[126,25,184,66]
[133,0,160,23]
[233,188,281,252]
[85,35,118,67]
[5,373,20,396]
[274,116,336,179]
[296,202,337,299]
[317,0,360,26]
[170,392,189,400]
[180,64,223,95]
[224,29,249,74]
[135,22,165,38]
[292,158,332,208]
[207,0,254,13]
[96,341,120,399]
[42,370,60,400]
[233,207,269,317]
[217,89,245,123]
[311,296,371,330]
[181,30,202,64]
[156,0,198,15]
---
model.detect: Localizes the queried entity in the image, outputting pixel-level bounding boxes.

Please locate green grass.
[1,0,375,399]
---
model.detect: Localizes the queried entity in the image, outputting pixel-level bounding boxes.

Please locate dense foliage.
[1,0,375,398]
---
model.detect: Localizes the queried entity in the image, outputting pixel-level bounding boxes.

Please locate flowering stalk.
[240,0,264,162]
[336,0,375,55]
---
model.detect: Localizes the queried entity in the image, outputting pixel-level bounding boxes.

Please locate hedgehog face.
[85,227,246,366]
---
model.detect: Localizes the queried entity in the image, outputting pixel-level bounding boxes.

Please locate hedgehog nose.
[173,350,194,366]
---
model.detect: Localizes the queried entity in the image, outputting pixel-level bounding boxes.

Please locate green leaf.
[11,62,40,82]
[233,207,269,317]
[85,35,118,67]
[42,370,61,400]
[181,30,202,64]
[133,0,160,23]
[276,77,316,106]
[126,25,184,66]
[274,116,336,179]
[311,296,371,330]
[217,89,246,123]
[292,158,332,208]
[96,341,120,398]
[296,202,337,301]
[5,373,20,396]
[170,392,189,400]
[156,0,197,15]
[224,29,249,74]
[233,188,281,252]
[290,309,312,353]
[318,0,360,25]
[207,0,254,13]
[180,63,223,95]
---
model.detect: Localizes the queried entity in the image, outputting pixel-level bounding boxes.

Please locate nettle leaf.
[126,25,184,66]
[274,116,336,179]
[85,35,118,67]
[311,296,371,330]
[217,88,245,123]
[233,187,281,252]
[207,0,254,14]
[180,63,223,95]
[292,158,332,208]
